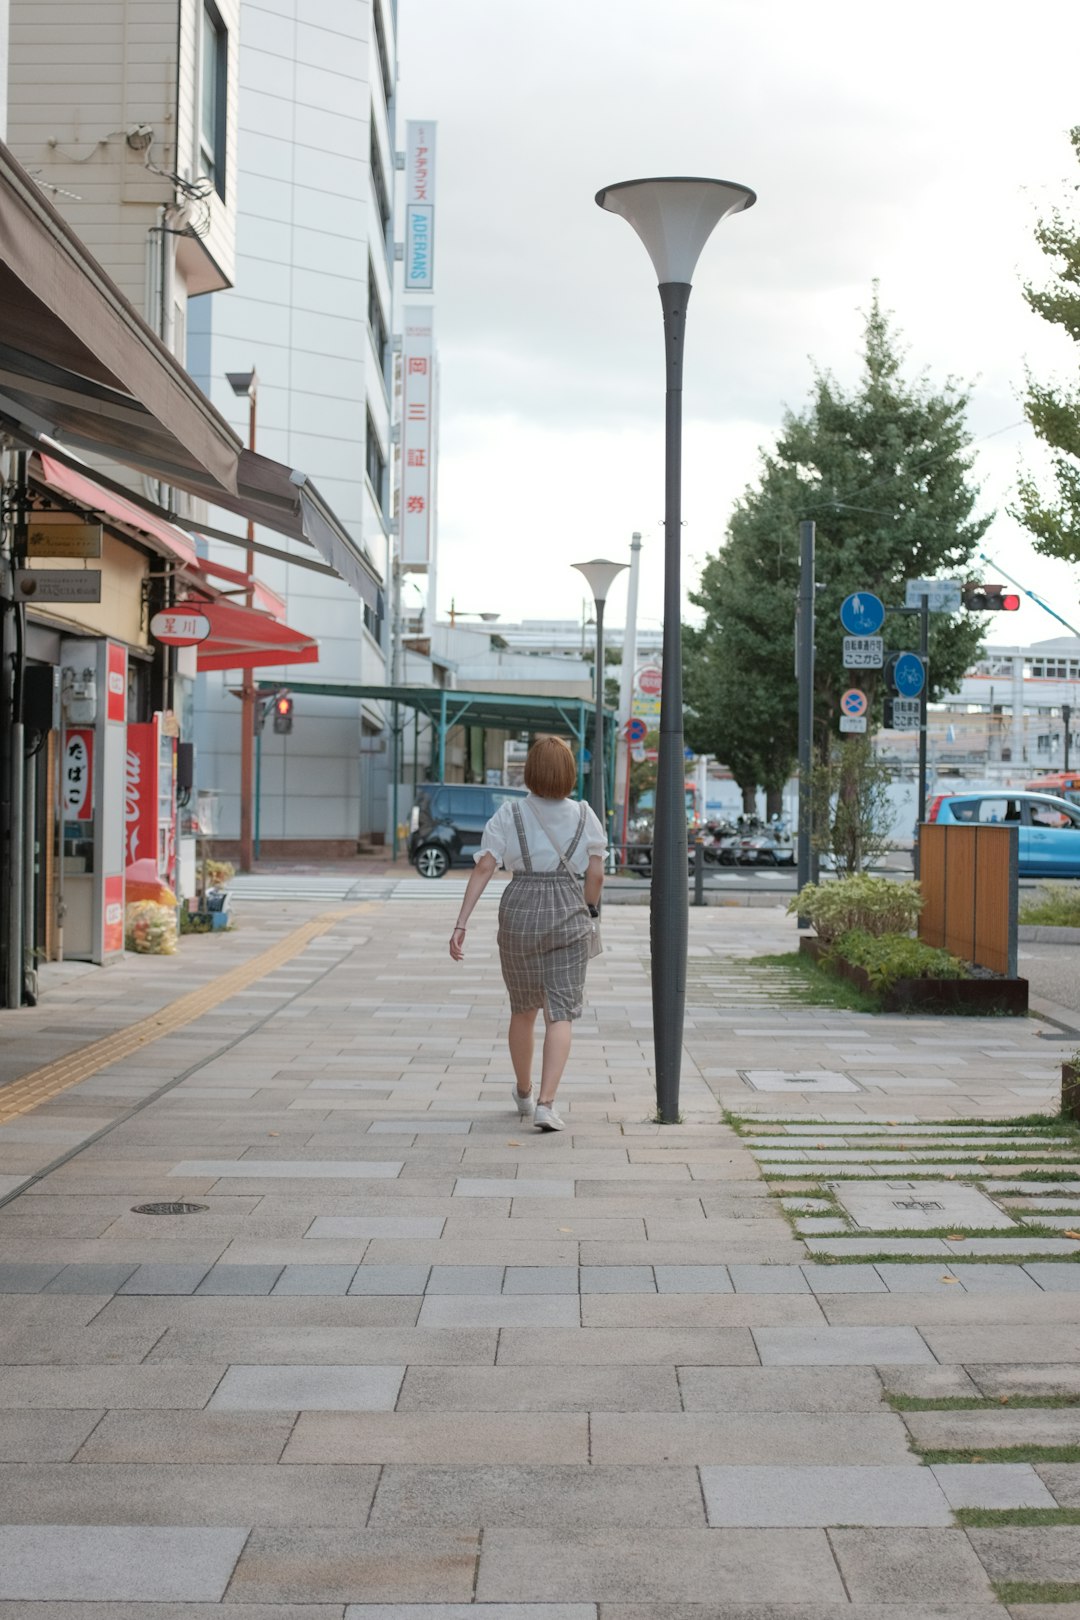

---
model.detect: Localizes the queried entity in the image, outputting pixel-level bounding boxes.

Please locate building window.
[368,267,388,373]
[366,411,386,510]
[370,128,391,233]
[200,2,227,201]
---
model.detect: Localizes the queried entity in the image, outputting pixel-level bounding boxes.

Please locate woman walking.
[448,737,605,1131]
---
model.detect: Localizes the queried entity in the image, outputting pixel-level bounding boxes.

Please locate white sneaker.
[512,1085,535,1118]
[534,1103,565,1132]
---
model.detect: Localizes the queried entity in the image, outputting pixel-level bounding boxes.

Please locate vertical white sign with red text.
[400,307,435,570]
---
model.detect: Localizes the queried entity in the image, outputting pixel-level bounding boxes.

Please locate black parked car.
[408,782,528,878]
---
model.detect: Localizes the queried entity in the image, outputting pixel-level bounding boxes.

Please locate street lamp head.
[595,177,755,285]
[572,557,629,606]
[226,368,258,398]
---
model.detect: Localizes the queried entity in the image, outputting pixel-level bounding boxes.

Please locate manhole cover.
[130,1202,208,1216]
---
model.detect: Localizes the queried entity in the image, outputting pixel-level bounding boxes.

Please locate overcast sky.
[397,0,1080,651]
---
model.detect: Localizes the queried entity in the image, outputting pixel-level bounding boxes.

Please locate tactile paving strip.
[0,907,363,1126]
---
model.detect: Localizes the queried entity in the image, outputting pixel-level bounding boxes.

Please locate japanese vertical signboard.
[400,306,435,570]
[63,729,94,821]
[404,121,436,292]
[106,641,126,723]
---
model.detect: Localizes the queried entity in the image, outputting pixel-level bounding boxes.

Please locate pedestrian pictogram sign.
[840,688,868,718]
[839,592,885,637]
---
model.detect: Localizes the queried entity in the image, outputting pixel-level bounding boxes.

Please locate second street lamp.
[572,558,628,840]
[596,176,755,1123]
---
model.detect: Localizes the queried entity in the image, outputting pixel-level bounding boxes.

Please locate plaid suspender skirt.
[497,802,592,1023]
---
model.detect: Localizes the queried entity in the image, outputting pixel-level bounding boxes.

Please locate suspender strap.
[510,802,534,874]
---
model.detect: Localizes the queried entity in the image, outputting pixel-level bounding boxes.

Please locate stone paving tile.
[283,1411,589,1465]
[920,1324,1080,1362]
[208,1363,404,1411]
[700,1463,952,1525]
[271,1264,360,1295]
[229,1528,480,1603]
[307,1216,446,1239]
[0,1364,225,1408]
[496,1327,758,1365]
[144,1325,497,1365]
[75,1409,295,1463]
[0,1524,248,1602]
[369,1463,705,1527]
[504,1266,580,1294]
[801,1264,888,1293]
[677,1366,888,1412]
[397,1365,683,1412]
[1035,1463,1080,1504]
[754,1325,934,1365]
[349,1265,431,1294]
[968,1525,1080,1583]
[195,1264,284,1295]
[1025,1263,1080,1291]
[418,1295,580,1328]
[579,1267,656,1294]
[474,1528,847,1602]
[169,1158,404,1178]
[0,1459,380,1526]
[829,1528,997,1602]
[0,1263,64,1291]
[591,1412,912,1465]
[905,1408,1080,1448]
[930,1462,1056,1508]
[42,1263,139,1294]
[729,1265,810,1293]
[969,1363,1080,1396]
[0,1408,104,1461]
[118,1262,214,1295]
[427,1265,505,1294]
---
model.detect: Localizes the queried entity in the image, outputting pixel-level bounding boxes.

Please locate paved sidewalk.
[0,898,1076,1616]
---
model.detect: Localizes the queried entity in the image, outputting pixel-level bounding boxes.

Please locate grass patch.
[1021,882,1080,928]
[993,1582,1080,1605]
[886,1393,1080,1412]
[744,952,882,1013]
[805,1251,1079,1265]
[918,1446,1080,1465]
[956,1507,1080,1527]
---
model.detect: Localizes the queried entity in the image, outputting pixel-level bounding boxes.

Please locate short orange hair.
[523,736,577,799]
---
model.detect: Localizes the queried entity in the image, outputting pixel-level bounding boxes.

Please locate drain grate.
[130,1201,208,1216]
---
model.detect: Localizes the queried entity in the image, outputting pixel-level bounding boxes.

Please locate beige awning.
[0,140,382,611]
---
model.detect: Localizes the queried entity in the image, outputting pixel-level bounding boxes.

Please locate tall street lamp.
[596,176,755,1123]
[573,559,627,834]
[226,368,258,872]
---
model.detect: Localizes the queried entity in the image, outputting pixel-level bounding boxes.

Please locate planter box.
[1064,1063,1080,1125]
[799,936,1028,1015]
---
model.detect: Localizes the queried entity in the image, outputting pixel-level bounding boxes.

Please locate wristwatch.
[587,904,599,918]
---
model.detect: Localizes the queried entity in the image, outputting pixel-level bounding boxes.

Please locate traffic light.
[961,583,1021,612]
[272,694,293,734]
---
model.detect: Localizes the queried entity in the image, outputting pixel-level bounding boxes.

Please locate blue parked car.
[930,791,1080,877]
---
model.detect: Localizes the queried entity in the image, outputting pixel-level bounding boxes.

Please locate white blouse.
[476,793,607,875]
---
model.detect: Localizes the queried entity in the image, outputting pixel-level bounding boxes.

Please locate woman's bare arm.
[583,854,604,909]
[449,853,497,959]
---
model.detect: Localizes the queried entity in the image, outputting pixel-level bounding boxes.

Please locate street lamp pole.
[573,560,628,831]
[227,368,258,873]
[597,177,755,1123]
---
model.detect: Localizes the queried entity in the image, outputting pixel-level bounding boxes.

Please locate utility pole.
[796,520,815,921]
[914,592,929,880]
[1063,703,1072,773]
[614,531,642,859]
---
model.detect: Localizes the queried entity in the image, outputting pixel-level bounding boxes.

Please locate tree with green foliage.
[685,289,990,833]
[1013,125,1080,565]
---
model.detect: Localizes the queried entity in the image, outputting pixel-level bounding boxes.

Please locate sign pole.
[915,592,929,879]
[796,520,815,922]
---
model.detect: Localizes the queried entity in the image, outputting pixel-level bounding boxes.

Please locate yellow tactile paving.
[0,907,366,1125]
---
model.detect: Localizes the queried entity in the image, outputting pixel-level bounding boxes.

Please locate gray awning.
[0,139,382,610]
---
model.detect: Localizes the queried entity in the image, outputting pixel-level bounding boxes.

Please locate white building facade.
[187,0,397,854]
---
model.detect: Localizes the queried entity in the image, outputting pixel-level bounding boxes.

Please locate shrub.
[788,874,923,943]
[830,928,969,992]
[1020,883,1080,928]
[204,859,235,887]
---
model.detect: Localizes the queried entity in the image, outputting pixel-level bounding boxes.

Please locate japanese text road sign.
[839,715,868,733]
[840,592,885,636]
[906,578,961,612]
[886,651,926,698]
[840,687,868,718]
[843,635,884,669]
[885,697,921,730]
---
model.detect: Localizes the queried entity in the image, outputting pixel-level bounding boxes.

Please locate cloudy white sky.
[397,0,1080,648]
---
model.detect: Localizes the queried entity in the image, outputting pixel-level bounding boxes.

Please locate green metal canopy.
[256,680,616,785]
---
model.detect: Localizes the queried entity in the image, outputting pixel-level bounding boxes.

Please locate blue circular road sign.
[892,652,926,697]
[839,592,886,636]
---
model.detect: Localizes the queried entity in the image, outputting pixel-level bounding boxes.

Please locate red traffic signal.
[962,584,1021,612]
[272,694,293,734]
